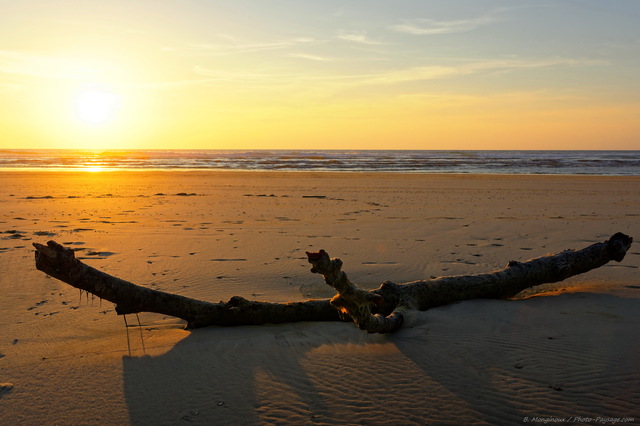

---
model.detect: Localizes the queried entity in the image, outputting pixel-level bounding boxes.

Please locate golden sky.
[1,1,639,150]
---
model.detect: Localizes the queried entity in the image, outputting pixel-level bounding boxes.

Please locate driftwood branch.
[33,233,632,333]
[308,232,633,332]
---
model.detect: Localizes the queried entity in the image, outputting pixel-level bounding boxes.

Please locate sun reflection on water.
[83,166,107,172]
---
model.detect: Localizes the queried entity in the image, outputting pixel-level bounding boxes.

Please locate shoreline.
[2,149,638,176]
[1,168,639,177]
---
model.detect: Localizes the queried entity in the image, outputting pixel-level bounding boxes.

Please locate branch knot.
[306,250,403,333]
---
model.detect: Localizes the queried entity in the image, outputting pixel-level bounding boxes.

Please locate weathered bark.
[33,233,632,333]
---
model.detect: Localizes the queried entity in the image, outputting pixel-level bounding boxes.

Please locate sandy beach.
[1,171,639,425]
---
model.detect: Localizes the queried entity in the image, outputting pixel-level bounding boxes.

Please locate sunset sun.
[74,88,121,125]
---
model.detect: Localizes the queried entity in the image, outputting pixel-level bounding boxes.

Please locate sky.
[1,0,639,151]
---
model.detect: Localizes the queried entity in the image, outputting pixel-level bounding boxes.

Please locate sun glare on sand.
[74,88,121,125]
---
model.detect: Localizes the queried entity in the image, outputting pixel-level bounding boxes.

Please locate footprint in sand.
[210,258,247,262]
[33,231,56,237]
[0,383,14,396]
[441,259,477,265]
[27,300,48,311]
[3,230,25,239]
[86,251,116,257]
[76,249,116,260]
[275,217,300,221]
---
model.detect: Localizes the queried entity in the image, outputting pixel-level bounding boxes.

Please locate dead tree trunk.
[33,233,632,333]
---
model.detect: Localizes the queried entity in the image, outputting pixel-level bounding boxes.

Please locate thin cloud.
[133,77,219,91]
[192,66,270,82]
[163,37,319,56]
[0,50,117,80]
[289,53,334,62]
[337,31,386,45]
[162,42,292,56]
[359,57,604,85]
[391,10,504,35]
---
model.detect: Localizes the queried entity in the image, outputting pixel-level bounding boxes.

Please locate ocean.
[0,149,638,175]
